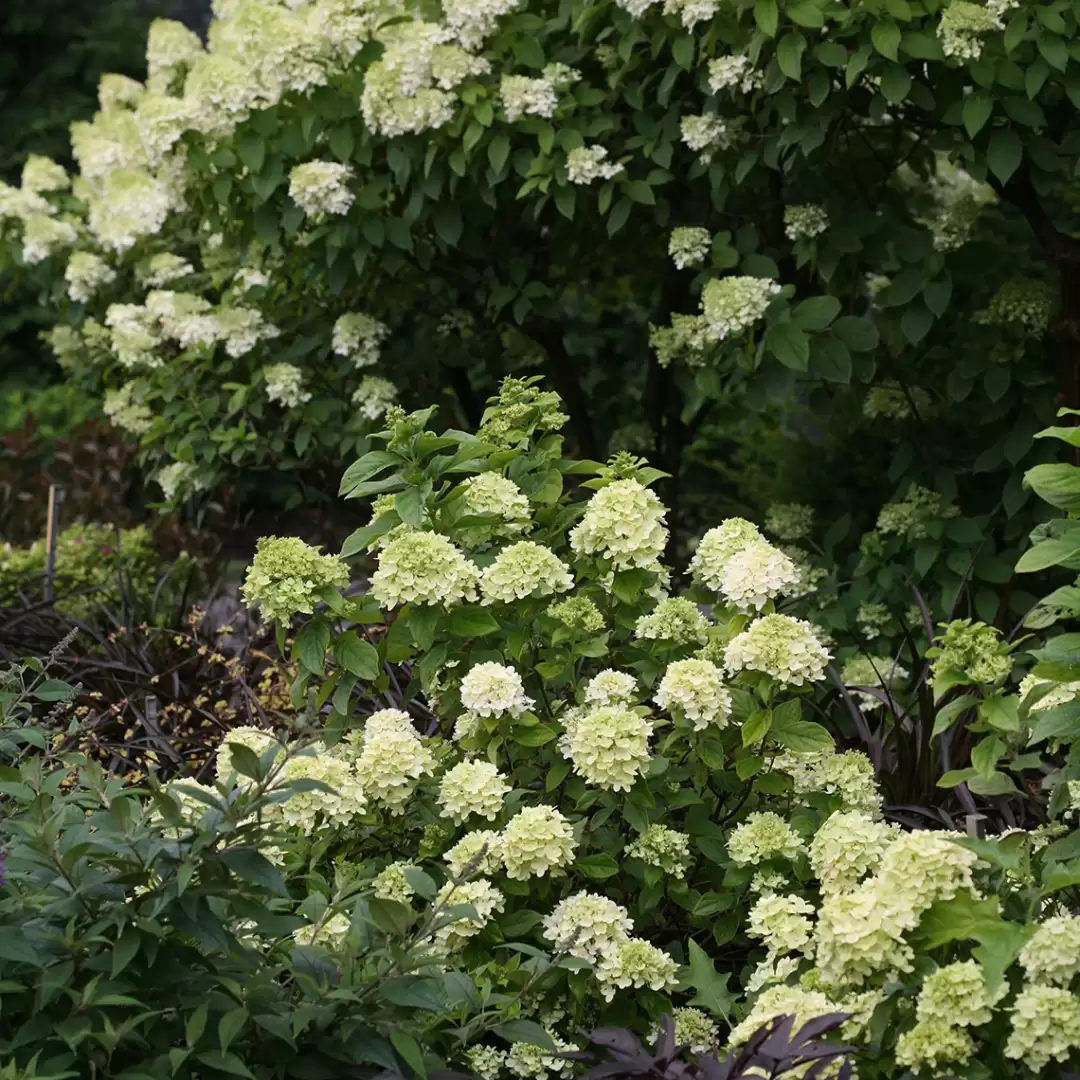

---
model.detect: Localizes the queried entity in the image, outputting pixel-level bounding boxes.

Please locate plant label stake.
[43,485,65,604]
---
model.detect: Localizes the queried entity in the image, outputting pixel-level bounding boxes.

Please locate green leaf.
[777,32,806,80]
[512,723,558,747]
[769,700,834,752]
[574,853,620,879]
[488,134,511,173]
[871,19,901,60]
[754,0,778,36]
[792,295,841,331]
[1016,537,1080,572]
[971,735,1006,778]
[341,512,400,557]
[672,34,695,70]
[962,93,993,138]
[1025,463,1080,511]
[900,304,933,344]
[495,1021,557,1051]
[220,848,289,897]
[832,315,878,352]
[218,1008,248,1054]
[236,132,265,174]
[449,605,501,637]
[879,64,912,104]
[395,486,425,526]
[514,36,545,69]
[987,129,1023,183]
[434,203,463,246]
[294,620,330,675]
[682,939,734,1020]
[625,180,655,205]
[390,1030,428,1078]
[765,322,811,371]
[195,1052,255,1079]
[979,695,1020,732]
[741,709,772,747]
[811,335,852,383]
[31,678,74,702]
[334,632,381,680]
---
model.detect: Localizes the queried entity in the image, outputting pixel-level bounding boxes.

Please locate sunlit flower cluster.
[583,670,638,706]
[724,614,830,687]
[808,811,897,893]
[635,597,711,645]
[332,312,390,367]
[276,749,367,829]
[1004,984,1080,1072]
[460,472,532,545]
[352,376,398,422]
[569,479,668,569]
[444,830,504,877]
[727,811,805,866]
[355,719,435,812]
[103,382,153,435]
[500,74,559,121]
[783,750,883,816]
[434,879,505,949]
[371,531,481,607]
[701,277,781,341]
[566,145,623,184]
[21,216,78,264]
[1018,914,1080,986]
[460,662,534,717]
[929,619,1012,686]
[747,892,815,954]
[373,861,417,902]
[916,961,1001,1027]
[240,535,348,623]
[263,362,311,408]
[668,227,711,270]
[501,805,577,879]
[938,0,1005,61]
[480,541,574,603]
[562,705,653,791]
[65,252,116,304]
[679,114,729,162]
[439,760,510,823]
[215,726,278,785]
[288,161,355,217]
[625,824,692,877]
[294,912,352,949]
[707,55,762,94]
[717,539,799,612]
[595,938,679,1001]
[542,891,633,959]
[784,204,829,241]
[548,595,604,633]
[654,658,731,730]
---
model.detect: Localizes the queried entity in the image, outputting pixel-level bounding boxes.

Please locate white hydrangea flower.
[727,811,804,866]
[662,0,719,29]
[467,1046,508,1080]
[294,912,352,949]
[21,216,78,264]
[500,74,558,121]
[444,829,504,877]
[438,760,510,824]
[361,709,417,743]
[460,472,532,545]
[88,169,172,253]
[783,749,883,816]
[151,778,217,829]
[668,226,711,270]
[700,276,781,341]
[215,726,279,785]
[1019,914,1080,986]
[434,879,505,949]
[595,938,679,1001]
[143,252,195,286]
[569,479,668,569]
[460,662,534,718]
[103,382,153,434]
[717,540,799,612]
[288,161,355,217]
[724,614,830,686]
[655,658,731,730]
[938,0,1007,61]
[0,182,51,220]
[566,145,623,184]
[21,155,70,193]
[679,114,729,162]
[784,204,829,241]
[373,861,417,902]
[479,541,574,604]
[355,725,435,813]
[747,892,815,954]
[809,811,897,893]
[634,597,711,646]
[506,1031,576,1079]
[275,749,368,829]
[352,375,398,422]
[501,805,577,879]
[562,705,653,791]
[442,0,520,48]
[147,18,204,92]
[916,960,1003,1028]
[1005,984,1080,1072]
[729,984,836,1046]
[542,891,633,960]
[218,307,280,359]
[65,252,116,303]
[689,518,762,590]
[667,1008,719,1054]
[708,55,762,94]
[263,362,311,408]
[625,824,692,877]
[583,670,638,707]
[332,312,390,367]
[370,531,481,607]
[156,460,202,503]
[99,73,145,111]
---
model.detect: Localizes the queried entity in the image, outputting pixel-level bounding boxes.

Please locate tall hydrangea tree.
[5,0,1075,544]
